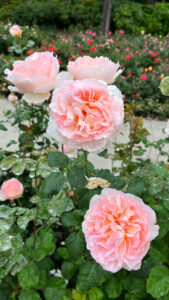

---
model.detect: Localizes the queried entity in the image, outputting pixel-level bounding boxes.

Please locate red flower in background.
[28,49,33,55]
[126,55,131,60]
[88,40,94,44]
[90,47,96,53]
[141,73,146,81]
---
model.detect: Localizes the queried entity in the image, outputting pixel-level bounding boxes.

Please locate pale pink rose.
[67,56,123,84]
[9,25,22,37]
[82,188,159,273]
[0,178,24,201]
[5,52,60,104]
[8,94,18,103]
[47,79,124,152]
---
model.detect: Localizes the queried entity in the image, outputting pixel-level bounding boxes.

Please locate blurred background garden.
[0,0,169,119]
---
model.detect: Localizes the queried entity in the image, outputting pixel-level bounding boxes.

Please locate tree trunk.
[147,0,155,4]
[101,0,113,35]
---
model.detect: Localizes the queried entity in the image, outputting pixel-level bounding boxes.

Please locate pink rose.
[9,25,22,37]
[8,94,18,103]
[82,188,159,273]
[67,56,123,84]
[5,52,60,104]
[47,79,124,152]
[0,178,24,201]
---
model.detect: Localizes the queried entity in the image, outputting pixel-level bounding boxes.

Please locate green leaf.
[17,216,32,230]
[61,261,76,280]
[88,287,103,300]
[127,176,146,196]
[0,155,18,170]
[12,160,26,175]
[61,211,82,228]
[0,219,11,234]
[18,262,40,289]
[0,234,12,251]
[48,151,69,169]
[147,179,164,196]
[58,247,70,260]
[40,172,64,198]
[19,290,40,300]
[48,196,74,217]
[95,169,126,190]
[43,277,66,300]
[0,124,7,131]
[33,227,56,261]
[146,265,169,298]
[76,261,103,292]
[104,277,123,299]
[159,76,169,96]
[65,231,85,261]
[67,166,87,189]
[123,276,147,299]
[26,40,35,47]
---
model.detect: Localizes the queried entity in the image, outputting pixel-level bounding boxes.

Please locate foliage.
[0,89,168,299]
[1,0,169,35]
[0,26,169,118]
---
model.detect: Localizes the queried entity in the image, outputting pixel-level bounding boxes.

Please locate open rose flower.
[47,79,124,152]
[0,178,24,201]
[82,188,159,273]
[5,52,61,104]
[9,25,22,37]
[68,56,123,84]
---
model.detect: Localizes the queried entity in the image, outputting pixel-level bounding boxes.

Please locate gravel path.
[0,98,168,170]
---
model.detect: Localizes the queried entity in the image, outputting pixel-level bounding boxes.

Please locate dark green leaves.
[66,231,85,261]
[67,166,87,189]
[39,172,64,198]
[43,277,67,300]
[18,262,41,289]
[95,169,126,190]
[48,151,69,169]
[77,261,103,292]
[104,277,123,299]
[19,290,40,300]
[127,176,146,196]
[146,265,169,298]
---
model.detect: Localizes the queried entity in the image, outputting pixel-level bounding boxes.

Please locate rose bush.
[0,51,168,300]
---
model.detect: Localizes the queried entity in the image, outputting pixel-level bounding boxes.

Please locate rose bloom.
[82,188,159,273]
[9,25,22,37]
[47,79,124,152]
[8,93,18,103]
[5,52,63,104]
[67,56,123,84]
[0,178,24,201]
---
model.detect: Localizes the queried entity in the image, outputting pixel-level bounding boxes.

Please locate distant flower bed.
[0,25,169,118]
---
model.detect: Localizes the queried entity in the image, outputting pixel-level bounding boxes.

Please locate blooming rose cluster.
[4,51,159,274]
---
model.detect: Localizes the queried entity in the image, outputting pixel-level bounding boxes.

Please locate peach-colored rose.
[68,56,123,84]
[82,188,159,273]
[0,178,24,201]
[9,25,22,37]
[47,79,124,152]
[5,52,60,104]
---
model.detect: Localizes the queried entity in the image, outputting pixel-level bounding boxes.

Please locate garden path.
[0,98,168,170]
